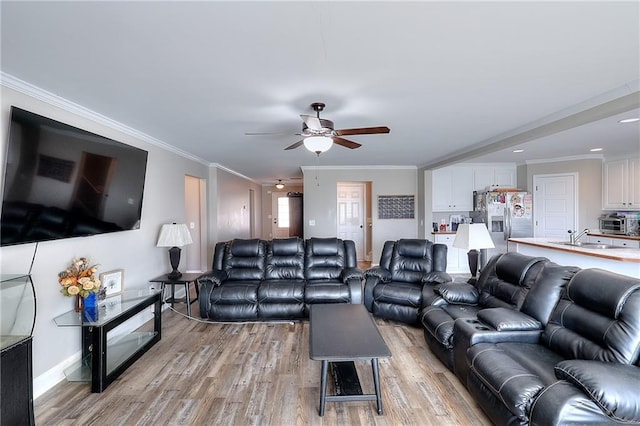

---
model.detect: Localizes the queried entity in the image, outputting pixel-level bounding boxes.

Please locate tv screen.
[1,107,148,246]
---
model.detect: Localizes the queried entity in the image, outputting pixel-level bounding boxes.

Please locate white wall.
[210,166,262,245]
[0,84,209,397]
[302,166,418,262]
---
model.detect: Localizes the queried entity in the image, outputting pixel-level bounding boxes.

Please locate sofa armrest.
[422,271,452,284]
[197,270,227,286]
[477,307,542,331]
[434,283,478,305]
[342,267,363,283]
[554,360,640,424]
[363,266,391,283]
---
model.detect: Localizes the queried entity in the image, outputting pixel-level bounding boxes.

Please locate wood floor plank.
[35,305,492,425]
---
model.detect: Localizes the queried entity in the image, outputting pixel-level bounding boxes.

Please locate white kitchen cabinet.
[603,158,640,210]
[433,233,468,273]
[585,235,613,245]
[586,235,640,248]
[473,166,516,191]
[432,167,474,212]
[609,237,640,248]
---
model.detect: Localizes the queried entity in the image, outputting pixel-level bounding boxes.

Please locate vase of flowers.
[58,257,101,312]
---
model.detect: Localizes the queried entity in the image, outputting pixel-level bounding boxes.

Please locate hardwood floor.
[35,303,492,425]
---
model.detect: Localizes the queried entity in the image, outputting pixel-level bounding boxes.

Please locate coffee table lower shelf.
[322,360,383,414]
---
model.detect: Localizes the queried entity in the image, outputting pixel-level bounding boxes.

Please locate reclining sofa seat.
[364,239,451,325]
[465,268,640,425]
[421,252,553,372]
[199,238,267,320]
[198,237,362,321]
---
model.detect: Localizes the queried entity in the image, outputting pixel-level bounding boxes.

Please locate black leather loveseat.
[198,237,363,321]
[363,239,451,325]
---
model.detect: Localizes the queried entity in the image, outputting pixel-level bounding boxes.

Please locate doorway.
[184,175,206,273]
[337,182,370,261]
[271,191,290,239]
[533,173,577,239]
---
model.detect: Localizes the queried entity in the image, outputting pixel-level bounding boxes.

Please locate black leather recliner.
[198,237,363,321]
[363,239,451,325]
[465,268,640,425]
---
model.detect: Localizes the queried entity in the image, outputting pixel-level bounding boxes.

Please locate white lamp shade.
[156,223,193,247]
[303,136,333,153]
[453,223,495,250]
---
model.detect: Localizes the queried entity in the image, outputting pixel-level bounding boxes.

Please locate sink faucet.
[568,228,589,244]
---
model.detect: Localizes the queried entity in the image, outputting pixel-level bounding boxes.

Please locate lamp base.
[466,249,479,284]
[167,246,182,280]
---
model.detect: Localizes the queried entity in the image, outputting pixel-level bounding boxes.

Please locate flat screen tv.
[1,106,148,246]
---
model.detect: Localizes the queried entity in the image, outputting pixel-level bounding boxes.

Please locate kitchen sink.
[557,242,626,249]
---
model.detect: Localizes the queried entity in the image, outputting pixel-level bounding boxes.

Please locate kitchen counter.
[587,232,640,242]
[508,237,640,278]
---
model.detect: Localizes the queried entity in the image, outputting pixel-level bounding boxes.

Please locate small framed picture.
[100,269,124,297]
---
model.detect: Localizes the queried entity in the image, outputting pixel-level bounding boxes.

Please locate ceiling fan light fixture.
[303,136,333,154]
[275,180,285,190]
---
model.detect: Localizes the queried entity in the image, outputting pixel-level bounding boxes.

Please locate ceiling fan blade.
[335,126,390,136]
[300,115,323,131]
[333,137,362,149]
[245,132,303,136]
[284,140,304,150]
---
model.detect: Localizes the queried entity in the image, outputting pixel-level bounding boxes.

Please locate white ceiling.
[2,1,639,184]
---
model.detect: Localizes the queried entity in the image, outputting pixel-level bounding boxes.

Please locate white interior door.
[271,192,290,239]
[533,173,577,240]
[337,183,365,259]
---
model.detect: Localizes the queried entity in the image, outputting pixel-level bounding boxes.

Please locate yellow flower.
[67,285,80,295]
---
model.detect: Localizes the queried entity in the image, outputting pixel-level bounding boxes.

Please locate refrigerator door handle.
[504,206,510,240]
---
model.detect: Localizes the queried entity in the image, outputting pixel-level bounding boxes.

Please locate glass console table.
[54,290,162,393]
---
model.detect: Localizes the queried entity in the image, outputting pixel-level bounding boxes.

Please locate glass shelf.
[1,274,36,352]
[64,331,158,381]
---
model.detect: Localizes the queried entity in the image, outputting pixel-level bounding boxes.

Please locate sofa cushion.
[477,308,542,332]
[389,239,434,282]
[265,237,305,280]
[257,280,305,303]
[542,269,640,364]
[374,281,423,307]
[435,283,478,305]
[304,280,350,304]
[554,360,640,423]
[223,239,267,281]
[304,238,346,281]
[422,304,480,346]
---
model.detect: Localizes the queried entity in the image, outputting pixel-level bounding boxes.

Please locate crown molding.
[524,154,603,165]
[1,72,211,166]
[301,165,417,171]
[210,163,255,183]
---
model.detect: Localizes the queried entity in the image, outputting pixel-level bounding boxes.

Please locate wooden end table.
[149,272,201,316]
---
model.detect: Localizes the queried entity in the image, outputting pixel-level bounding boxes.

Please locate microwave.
[599,215,639,235]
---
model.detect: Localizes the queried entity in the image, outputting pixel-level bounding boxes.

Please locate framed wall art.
[99,269,124,297]
[378,195,415,219]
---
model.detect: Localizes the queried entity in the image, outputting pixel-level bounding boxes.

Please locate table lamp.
[156,223,193,279]
[453,223,495,284]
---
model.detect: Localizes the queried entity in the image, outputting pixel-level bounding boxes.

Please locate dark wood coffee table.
[309,303,392,416]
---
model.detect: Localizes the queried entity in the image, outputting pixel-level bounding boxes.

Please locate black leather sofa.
[363,239,451,325]
[198,237,363,321]
[464,268,640,425]
[419,251,640,425]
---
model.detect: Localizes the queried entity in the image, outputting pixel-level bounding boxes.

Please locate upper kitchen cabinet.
[473,165,516,191]
[433,167,474,211]
[603,158,639,210]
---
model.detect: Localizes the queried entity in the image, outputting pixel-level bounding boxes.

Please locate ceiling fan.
[246,102,390,154]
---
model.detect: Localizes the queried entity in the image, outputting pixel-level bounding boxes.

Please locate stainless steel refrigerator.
[471,190,533,260]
